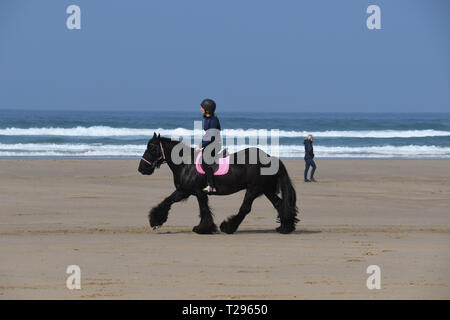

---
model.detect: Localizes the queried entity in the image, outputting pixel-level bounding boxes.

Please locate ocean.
[0,110,449,159]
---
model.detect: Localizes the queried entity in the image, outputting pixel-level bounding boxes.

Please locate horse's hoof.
[276,225,295,234]
[220,221,236,234]
[193,224,217,234]
[149,206,168,228]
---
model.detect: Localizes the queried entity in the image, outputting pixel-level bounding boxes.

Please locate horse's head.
[138,133,166,175]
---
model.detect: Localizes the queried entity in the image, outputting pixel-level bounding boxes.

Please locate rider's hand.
[195,146,201,152]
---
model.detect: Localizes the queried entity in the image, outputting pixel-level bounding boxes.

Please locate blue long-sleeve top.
[304,139,314,160]
[202,115,221,148]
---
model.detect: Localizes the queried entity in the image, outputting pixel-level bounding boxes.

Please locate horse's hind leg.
[265,191,295,234]
[264,191,283,227]
[220,187,262,234]
[193,192,218,234]
[149,190,189,229]
[265,191,282,214]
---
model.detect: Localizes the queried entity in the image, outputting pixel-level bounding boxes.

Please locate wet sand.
[0,159,449,299]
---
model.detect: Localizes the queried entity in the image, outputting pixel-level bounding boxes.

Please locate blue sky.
[0,0,449,112]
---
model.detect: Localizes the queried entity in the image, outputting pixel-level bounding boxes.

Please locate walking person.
[304,134,317,182]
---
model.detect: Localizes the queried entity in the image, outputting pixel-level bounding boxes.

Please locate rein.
[141,141,166,167]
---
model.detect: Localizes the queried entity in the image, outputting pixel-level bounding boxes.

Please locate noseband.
[141,141,166,167]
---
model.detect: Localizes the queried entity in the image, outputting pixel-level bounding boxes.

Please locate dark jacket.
[304,139,314,160]
[202,115,221,148]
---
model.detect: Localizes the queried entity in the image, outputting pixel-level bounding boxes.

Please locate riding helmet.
[200,98,216,114]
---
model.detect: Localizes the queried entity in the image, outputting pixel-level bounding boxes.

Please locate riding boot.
[203,164,216,192]
[202,146,217,192]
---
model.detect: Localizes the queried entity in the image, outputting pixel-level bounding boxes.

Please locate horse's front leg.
[149,190,189,229]
[193,192,218,234]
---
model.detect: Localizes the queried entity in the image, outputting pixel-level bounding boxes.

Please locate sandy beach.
[0,159,449,299]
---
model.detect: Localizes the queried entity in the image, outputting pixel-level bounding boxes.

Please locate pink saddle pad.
[195,152,230,175]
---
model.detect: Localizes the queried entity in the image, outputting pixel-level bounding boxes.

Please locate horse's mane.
[159,136,192,149]
[159,136,175,143]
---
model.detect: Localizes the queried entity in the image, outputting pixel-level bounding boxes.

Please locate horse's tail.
[276,160,299,232]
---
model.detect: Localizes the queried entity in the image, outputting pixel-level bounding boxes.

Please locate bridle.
[141,141,166,168]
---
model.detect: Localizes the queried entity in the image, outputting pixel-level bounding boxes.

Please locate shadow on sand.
[155,229,321,235]
[235,229,321,235]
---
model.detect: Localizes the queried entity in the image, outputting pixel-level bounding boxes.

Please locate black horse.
[138,133,299,234]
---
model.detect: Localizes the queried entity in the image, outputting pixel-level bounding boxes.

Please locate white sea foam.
[1,143,449,158]
[0,126,449,138]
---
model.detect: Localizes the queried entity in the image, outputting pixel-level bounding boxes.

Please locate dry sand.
[0,159,449,299]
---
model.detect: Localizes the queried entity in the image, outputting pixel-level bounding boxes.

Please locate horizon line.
[1,108,449,114]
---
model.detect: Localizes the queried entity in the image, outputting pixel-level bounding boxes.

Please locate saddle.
[195,150,230,175]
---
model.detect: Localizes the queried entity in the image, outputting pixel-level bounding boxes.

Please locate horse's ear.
[158,134,160,139]
[153,132,157,138]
